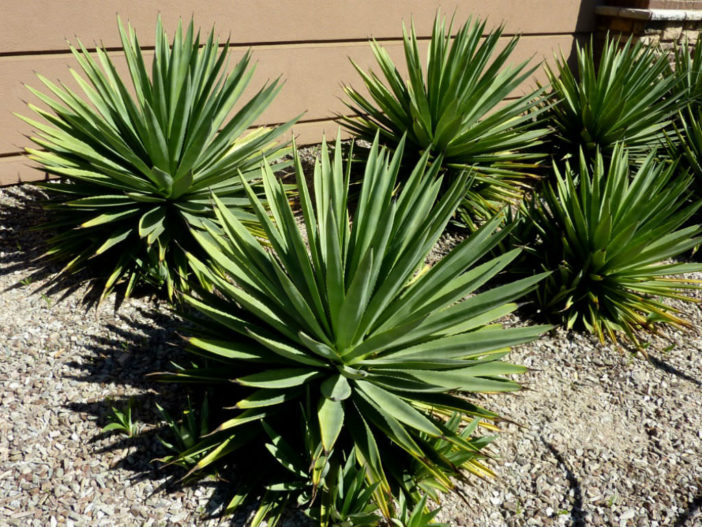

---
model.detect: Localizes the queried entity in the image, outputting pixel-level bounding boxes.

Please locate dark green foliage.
[670,37,702,113]
[155,396,210,470]
[542,35,679,162]
[667,39,702,193]
[391,495,446,527]
[20,16,296,301]
[672,107,702,193]
[516,145,702,346]
[341,14,548,225]
[154,134,547,523]
[307,453,382,527]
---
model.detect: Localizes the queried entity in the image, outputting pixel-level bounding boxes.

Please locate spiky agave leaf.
[340,13,548,227]
[666,39,702,195]
[19,16,297,302]
[541,35,679,162]
[154,133,549,521]
[670,107,702,198]
[669,37,702,114]
[521,144,702,347]
[390,494,447,527]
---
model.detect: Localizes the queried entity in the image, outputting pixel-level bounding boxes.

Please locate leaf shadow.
[62,306,311,525]
[0,184,51,268]
[647,354,702,387]
[542,439,586,527]
[0,184,105,307]
[61,307,233,520]
[674,488,702,527]
[0,183,160,309]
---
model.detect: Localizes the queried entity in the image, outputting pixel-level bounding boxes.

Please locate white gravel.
[1,184,701,526]
[437,319,702,527]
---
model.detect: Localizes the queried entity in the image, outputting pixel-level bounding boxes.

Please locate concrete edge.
[595,6,702,20]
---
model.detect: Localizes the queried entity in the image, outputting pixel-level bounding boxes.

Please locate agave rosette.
[20,16,296,300]
[156,134,548,521]
[523,145,702,346]
[340,14,548,225]
[542,35,679,161]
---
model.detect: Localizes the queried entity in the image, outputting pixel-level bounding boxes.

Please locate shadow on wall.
[0,162,49,188]
[563,0,606,68]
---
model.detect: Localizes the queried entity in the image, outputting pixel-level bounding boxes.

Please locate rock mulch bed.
[438,321,702,527]
[1,184,701,526]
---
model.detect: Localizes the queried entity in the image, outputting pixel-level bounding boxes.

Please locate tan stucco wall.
[0,0,600,185]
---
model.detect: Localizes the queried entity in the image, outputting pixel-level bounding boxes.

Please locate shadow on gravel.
[674,489,702,527]
[0,184,149,308]
[62,306,309,525]
[648,355,702,387]
[61,307,228,516]
[0,185,50,267]
[0,185,105,306]
[63,308,198,474]
[543,440,586,527]
[64,307,190,388]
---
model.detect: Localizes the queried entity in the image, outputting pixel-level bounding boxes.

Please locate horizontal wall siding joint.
[0,31,592,59]
[0,1,599,54]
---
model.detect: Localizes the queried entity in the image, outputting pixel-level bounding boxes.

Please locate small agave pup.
[521,145,702,347]
[156,134,549,524]
[19,16,296,302]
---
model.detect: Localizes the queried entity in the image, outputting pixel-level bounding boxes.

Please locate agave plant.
[155,395,210,469]
[155,134,548,522]
[671,108,702,194]
[520,144,702,347]
[669,37,702,113]
[390,495,447,527]
[303,451,382,527]
[666,39,702,192]
[19,16,296,301]
[542,35,679,161]
[340,14,548,225]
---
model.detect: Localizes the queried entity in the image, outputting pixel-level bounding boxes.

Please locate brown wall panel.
[0,1,597,54]
[0,34,578,156]
[292,119,351,146]
[1,0,594,186]
[0,155,46,186]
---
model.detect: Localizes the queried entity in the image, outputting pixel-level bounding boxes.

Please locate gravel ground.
[1,184,701,526]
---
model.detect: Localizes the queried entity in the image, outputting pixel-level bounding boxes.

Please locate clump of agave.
[341,13,548,226]
[542,35,679,162]
[20,16,296,301]
[154,134,548,524]
[516,145,702,347]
